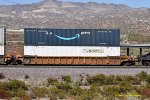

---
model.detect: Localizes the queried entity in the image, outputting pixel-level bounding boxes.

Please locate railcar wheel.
[120,61,132,66]
[5,60,11,65]
[142,61,149,66]
[16,60,23,65]
[124,62,132,66]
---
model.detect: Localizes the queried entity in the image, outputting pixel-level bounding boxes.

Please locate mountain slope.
[0,0,150,39]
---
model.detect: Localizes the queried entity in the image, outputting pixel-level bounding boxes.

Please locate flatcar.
[0,28,147,66]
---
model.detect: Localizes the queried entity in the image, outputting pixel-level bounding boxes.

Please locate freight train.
[0,28,149,66]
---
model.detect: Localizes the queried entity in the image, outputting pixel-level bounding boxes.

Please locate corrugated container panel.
[24,46,120,57]
[24,28,120,46]
[0,46,4,55]
[0,28,4,45]
[24,29,37,45]
[107,30,120,46]
[0,28,4,55]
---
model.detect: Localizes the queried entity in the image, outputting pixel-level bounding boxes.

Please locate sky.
[0,0,150,8]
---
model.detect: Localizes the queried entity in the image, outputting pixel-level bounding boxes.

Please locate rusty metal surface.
[24,56,129,65]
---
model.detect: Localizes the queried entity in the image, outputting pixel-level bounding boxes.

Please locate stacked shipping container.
[24,29,120,57]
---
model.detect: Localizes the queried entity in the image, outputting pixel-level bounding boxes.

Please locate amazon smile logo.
[55,34,80,41]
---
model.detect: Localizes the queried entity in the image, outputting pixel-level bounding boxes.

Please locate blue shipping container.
[24,28,120,46]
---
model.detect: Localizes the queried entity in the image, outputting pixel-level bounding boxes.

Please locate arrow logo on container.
[55,34,80,41]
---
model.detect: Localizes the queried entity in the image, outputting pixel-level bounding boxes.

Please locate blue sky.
[0,0,149,8]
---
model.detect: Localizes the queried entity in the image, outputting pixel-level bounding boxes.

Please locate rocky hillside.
[0,0,150,43]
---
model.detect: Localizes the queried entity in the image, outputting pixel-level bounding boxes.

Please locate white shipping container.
[24,46,120,57]
[0,28,4,55]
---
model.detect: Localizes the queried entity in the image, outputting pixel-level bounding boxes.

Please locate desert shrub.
[130,76,141,85]
[61,75,72,83]
[103,85,120,97]
[122,75,135,83]
[49,94,57,100]
[47,77,58,85]
[3,80,27,91]
[136,71,148,82]
[115,75,140,85]
[115,75,123,84]
[132,86,142,94]
[50,87,66,99]
[147,84,150,89]
[86,74,106,85]
[86,74,137,86]
[57,90,66,99]
[74,80,83,86]
[81,94,94,100]
[0,80,27,97]
[55,82,72,92]
[146,75,150,84]
[80,90,97,100]
[70,86,84,96]
[119,81,133,94]
[11,88,26,97]
[50,87,60,95]
[104,75,115,85]
[90,83,100,93]
[31,87,49,98]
